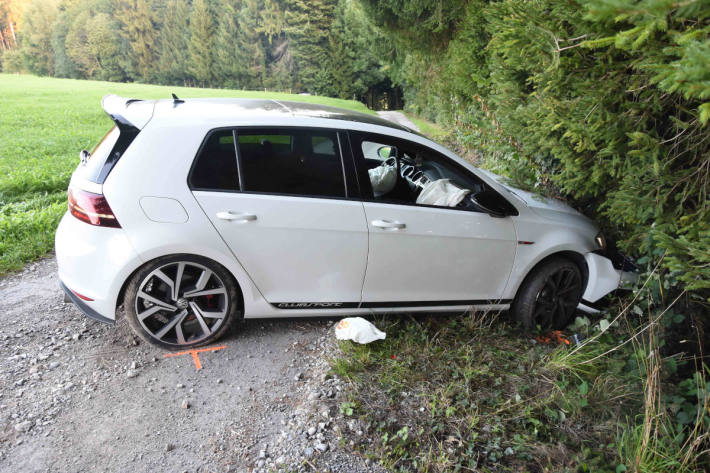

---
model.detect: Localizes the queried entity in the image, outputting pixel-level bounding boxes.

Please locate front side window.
[237,128,346,198]
[189,130,240,191]
[353,132,486,210]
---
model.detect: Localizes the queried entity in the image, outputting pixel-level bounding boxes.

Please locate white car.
[55,95,637,349]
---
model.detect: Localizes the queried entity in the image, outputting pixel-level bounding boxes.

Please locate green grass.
[330,305,710,473]
[330,313,646,472]
[0,73,373,275]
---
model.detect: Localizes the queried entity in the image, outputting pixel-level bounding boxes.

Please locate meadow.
[0,73,373,275]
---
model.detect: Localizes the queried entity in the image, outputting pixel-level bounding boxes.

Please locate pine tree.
[115,0,158,81]
[237,0,267,88]
[156,0,190,85]
[326,0,385,100]
[213,0,266,89]
[282,0,337,93]
[187,0,213,85]
[257,0,284,42]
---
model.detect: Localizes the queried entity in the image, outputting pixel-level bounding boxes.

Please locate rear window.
[237,128,345,198]
[189,130,240,191]
[75,124,140,184]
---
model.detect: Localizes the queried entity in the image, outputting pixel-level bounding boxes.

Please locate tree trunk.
[8,17,17,46]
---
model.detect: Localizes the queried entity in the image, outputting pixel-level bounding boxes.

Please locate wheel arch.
[512,250,589,300]
[115,253,245,316]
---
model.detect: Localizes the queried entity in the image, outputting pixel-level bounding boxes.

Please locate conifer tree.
[237,0,267,88]
[326,0,384,100]
[115,0,158,81]
[282,0,337,93]
[156,0,190,85]
[187,0,213,85]
[213,0,265,89]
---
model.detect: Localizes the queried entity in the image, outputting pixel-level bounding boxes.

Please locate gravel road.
[0,257,382,473]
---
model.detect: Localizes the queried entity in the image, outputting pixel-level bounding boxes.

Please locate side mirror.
[377,145,397,159]
[471,190,512,218]
[79,149,90,164]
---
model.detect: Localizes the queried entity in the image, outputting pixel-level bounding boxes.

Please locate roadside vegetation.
[332,295,709,472]
[404,114,451,145]
[0,73,371,275]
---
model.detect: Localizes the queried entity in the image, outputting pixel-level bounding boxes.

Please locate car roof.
[103,95,418,135]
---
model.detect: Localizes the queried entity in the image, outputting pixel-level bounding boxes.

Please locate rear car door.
[190,127,368,306]
[351,131,518,305]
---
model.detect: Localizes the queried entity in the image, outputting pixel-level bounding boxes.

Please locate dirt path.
[0,257,375,473]
[376,111,420,132]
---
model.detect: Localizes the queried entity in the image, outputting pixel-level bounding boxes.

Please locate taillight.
[68,188,121,228]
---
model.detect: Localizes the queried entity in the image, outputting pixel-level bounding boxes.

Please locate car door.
[190,127,368,306]
[350,131,518,305]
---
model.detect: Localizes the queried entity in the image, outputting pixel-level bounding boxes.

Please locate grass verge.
[404,114,451,144]
[330,308,709,472]
[0,73,373,275]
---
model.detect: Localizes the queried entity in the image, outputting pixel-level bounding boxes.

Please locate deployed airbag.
[368,164,397,196]
[416,179,470,207]
[335,317,386,344]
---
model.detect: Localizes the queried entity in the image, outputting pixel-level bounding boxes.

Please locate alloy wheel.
[532,267,582,329]
[134,261,228,346]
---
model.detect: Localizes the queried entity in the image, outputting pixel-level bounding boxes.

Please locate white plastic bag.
[335,317,386,344]
[416,179,470,207]
[368,165,397,196]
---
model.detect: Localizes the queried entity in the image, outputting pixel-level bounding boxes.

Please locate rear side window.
[237,128,345,198]
[75,124,140,184]
[189,130,240,191]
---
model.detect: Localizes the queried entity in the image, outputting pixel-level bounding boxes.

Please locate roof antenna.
[171,93,184,106]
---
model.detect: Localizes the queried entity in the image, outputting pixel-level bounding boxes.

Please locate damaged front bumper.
[578,250,638,313]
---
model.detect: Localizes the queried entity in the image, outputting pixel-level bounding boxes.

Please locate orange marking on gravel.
[163,345,226,370]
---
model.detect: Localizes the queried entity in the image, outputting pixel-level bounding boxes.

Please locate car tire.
[124,254,241,350]
[511,257,583,332]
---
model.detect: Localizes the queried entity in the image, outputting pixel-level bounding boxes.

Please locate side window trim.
[232,129,244,191]
[338,130,362,199]
[335,131,349,197]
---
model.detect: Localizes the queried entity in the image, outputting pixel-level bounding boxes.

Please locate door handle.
[372,219,406,230]
[216,211,257,222]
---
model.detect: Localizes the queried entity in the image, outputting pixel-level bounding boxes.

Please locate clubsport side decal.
[271,300,512,310]
[274,302,360,309]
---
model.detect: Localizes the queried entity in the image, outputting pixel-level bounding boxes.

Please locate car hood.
[476,169,596,226]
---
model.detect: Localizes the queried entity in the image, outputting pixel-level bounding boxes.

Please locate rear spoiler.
[101,94,155,130]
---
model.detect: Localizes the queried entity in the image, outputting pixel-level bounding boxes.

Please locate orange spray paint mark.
[163,345,226,371]
[535,331,570,346]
